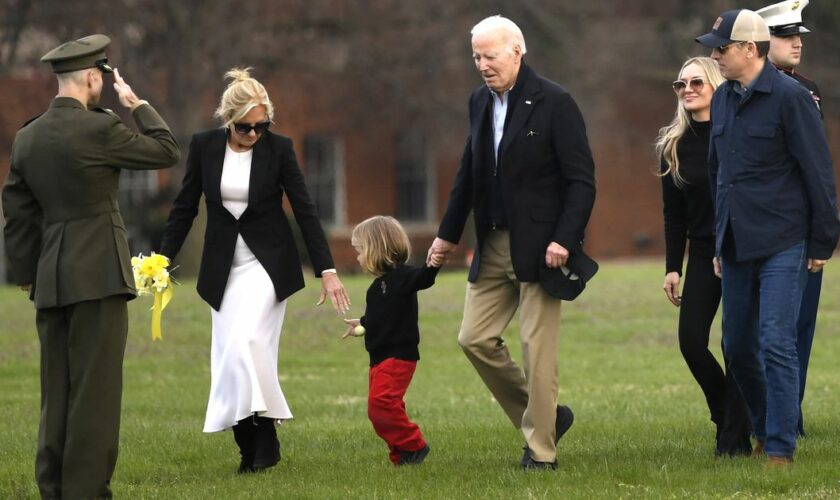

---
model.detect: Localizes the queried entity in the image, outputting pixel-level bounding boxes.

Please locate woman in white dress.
[160,68,350,473]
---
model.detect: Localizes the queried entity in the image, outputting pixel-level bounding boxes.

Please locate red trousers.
[368,358,426,464]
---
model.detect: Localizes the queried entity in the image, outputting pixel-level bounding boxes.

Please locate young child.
[343,215,443,465]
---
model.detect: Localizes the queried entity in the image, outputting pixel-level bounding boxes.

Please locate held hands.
[342,318,364,339]
[663,272,681,307]
[545,242,569,269]
[112,68,144,110]
[317,271,351,314]
[426,237,456,267]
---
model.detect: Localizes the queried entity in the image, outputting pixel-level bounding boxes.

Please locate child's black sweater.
[360,264,439,366]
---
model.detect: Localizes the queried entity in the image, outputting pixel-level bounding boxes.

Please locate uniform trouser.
[678,242,750,452]
[457,229,563,463]
[795,269,822,435]
[35,296,129,500]
[367,358,426,464]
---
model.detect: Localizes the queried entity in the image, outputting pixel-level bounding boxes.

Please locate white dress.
[203,143,293,433]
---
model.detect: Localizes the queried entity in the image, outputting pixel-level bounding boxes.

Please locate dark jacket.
[709,60,840,261]
[360,264,439,366]
[2,97,180,308]
[160,128,334,310]
[437,63,596,284]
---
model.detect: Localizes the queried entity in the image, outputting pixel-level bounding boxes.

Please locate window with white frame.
[395,131,433,222]
[303,134,344,226]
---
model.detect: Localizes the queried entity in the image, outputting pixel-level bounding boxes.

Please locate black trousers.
[678,243,750,450]
[35,296,129,500]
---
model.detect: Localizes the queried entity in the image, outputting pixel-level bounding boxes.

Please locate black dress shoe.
[397,445,430,465]
[555,405,575,443]
[520,448,557,470]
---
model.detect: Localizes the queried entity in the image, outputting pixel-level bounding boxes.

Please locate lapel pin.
[527,130,538,137]
[525,100,532,105]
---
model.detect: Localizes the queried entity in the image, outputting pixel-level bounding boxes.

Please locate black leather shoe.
[555,405,575,443]
[520,448,557,470]
[397,445,430,465]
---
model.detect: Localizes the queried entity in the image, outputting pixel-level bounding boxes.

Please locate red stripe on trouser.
[368,358,426,464]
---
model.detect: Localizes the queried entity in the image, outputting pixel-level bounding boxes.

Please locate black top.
[360,264,439,366]
[661,119,715,275]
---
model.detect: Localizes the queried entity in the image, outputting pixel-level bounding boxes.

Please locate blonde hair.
[214,67,275,126]
[351,216,411,277]
[655,57,723,186]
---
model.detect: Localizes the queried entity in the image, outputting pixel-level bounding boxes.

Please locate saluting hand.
[317,272,351,314]
[112,68,144,110]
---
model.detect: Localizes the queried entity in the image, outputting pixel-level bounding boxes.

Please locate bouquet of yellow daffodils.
[131,252,175,341]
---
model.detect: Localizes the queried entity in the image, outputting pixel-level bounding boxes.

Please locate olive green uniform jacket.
[2,97,180,308]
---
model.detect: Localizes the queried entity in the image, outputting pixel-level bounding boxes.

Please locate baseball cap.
[696,9,771,48]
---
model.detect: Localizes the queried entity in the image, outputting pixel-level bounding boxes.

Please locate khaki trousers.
[35,296,128,500]
[458,230,562,462]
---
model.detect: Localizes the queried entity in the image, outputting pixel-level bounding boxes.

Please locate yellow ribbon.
[150,286,173,341]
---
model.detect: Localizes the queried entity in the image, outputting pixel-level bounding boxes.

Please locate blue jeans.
[720,240,807,457]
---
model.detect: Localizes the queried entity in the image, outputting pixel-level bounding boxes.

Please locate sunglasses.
[672,78,708,94]
[715,41,746,54]
[233,121,271,135]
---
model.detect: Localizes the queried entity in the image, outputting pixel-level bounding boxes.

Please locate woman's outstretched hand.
[317,271,351,314]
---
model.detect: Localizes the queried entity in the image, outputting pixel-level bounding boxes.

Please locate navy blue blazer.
[160,128,335,310]
[709,60,840,261]
[437,63,596,283]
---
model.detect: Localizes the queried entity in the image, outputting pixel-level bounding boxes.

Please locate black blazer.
[438,63,596,284]
[160,128,334,310]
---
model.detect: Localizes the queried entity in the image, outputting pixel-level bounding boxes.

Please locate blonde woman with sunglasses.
[160,67,350,473]
[655,57,751,457]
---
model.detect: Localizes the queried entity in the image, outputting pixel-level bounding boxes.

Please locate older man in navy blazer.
[428,15,596,469]
[697,9,839,465]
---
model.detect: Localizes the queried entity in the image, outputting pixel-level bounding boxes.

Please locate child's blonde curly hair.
[351,216,410,276]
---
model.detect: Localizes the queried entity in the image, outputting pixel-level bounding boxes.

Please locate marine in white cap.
[757,0,821,115]
[759,0,824,442]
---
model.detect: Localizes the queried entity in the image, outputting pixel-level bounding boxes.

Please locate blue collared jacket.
[709,60,840,261]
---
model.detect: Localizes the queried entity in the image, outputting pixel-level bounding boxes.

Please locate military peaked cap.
[41,34,114,74]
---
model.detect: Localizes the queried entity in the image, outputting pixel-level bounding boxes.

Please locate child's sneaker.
[397,445,430,465]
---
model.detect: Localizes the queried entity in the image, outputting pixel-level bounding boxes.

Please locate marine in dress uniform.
[2,34,180,499]
[758,0,824,437]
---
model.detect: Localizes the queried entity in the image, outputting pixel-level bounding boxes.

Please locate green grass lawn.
[1,260,839,499]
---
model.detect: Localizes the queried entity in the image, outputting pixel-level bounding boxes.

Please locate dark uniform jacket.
[437,63,596,284]
[775,64,822,118]
[160,128,335,311]
[2,97,180,309]
[709,60,840,261]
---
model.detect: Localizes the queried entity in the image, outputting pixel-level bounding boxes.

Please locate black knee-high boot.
[232,418,257,474]
[253,416,281,470]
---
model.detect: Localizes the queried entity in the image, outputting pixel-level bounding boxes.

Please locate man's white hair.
[471,15,527,55]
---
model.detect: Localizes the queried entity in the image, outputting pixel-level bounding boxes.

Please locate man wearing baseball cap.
[696,10,839,466]
[2,34,180,498]
[758,0,823,440]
